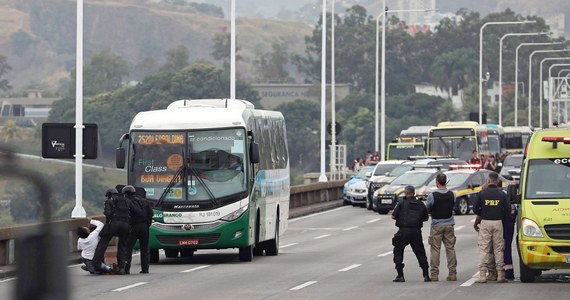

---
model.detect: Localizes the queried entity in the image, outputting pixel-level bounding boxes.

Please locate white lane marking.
[338,264,362,272]
[112,282,148,292]
[289,207,348,223]
[289,281,318,291]
[314,234,331,240]
[0,277,16,283]
[181,265,211,273]
[378,251,392,257]
[67,263,83,268]
[455,225,465,231]
[280,243,298,249]
[460,272,480,287]
[343,226,358,231]
[367,218,381,224]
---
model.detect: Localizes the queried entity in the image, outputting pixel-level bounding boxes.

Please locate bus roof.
[436,121,479,128]
[130,99,283,130]
[503,126,533,134]
[400,126,434,134]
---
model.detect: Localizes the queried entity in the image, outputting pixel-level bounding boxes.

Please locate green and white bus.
[115,99,290,262]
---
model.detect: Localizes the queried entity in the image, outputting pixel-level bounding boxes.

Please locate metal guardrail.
[0,180,346,267]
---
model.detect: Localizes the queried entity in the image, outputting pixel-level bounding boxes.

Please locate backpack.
[112,196,131,221]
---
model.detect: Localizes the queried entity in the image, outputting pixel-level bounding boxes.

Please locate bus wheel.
[165,249,179,258]
[150,249,159,263]
[519,256,537,283]
[239,246,253,262]
[265,218,279,256]
[253,246,264,256]
[455,198,469,215]
[180,249,195,258]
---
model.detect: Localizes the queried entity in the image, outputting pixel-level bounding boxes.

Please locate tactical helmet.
[105,188,118,198]
[122,185,136,194]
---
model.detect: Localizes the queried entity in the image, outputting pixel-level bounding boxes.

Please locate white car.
[347,180,368,207]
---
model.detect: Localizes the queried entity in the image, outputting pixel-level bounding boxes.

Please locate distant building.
[414,83,464,109]
[251,83,351,110]
[0,90,59,126]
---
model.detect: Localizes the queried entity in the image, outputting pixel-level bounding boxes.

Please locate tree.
[83,49,129,96]
[211,33,242,71]
[274,100,320,172]
[161,45,191,73]
[253,38,294,83]
[0,55,11,92]
[0,120,18,143]
[430,48,478,96]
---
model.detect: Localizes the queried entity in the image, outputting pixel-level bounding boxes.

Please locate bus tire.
[519,256,537,283]
[239,245,253,262]
[455,197,469,215]
[265,217,279,256]
[150,249,159,263]
[180,249,195,258]
[165,249,179,258]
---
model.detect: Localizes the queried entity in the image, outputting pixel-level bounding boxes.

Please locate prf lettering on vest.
[485,199,500,206]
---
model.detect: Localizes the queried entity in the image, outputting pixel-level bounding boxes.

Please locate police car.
[417,166,511,215]
[372,166,441,214]
[343,165,375,205]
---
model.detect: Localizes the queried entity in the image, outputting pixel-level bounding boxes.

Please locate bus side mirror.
[116,148,126,169]
[507,184,520,204]
[250,142,260,164]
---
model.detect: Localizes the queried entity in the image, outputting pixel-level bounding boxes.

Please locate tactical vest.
[130,197,148,224]
[431,191,454,219]
[112,196,130,221]
[396,199,425,228]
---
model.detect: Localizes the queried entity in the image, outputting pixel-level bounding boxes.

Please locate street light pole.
[379,4,432,161]
[319,0,327,182]
[330,0,336,180]
[479,20,535,124]
[548,63,570,126]
[230,0,236,99]
[498,32,547,126]
[514,42,560,126]
[528,49,569,127]
[539,57,570,128]
[72,0,86,218]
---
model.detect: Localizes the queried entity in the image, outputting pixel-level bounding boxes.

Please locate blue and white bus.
[116,99,290,262]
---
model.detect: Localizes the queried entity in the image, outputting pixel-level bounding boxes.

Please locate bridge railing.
[0,180,346,267]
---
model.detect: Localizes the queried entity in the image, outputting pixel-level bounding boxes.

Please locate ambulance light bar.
[541,136,570,149]
[449,164,481,170]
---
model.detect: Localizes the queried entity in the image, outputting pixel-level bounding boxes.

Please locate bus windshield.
[504,133,523,150]
[525,159,570,199]
[128,129,247,203]
[388,144,424,160]
[428,137,475,161]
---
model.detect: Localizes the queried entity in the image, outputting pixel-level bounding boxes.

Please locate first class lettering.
[138,134,184,145]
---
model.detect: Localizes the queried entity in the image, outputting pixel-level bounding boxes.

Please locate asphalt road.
[1,206,569,300]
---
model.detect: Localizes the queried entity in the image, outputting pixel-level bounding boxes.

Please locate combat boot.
[393,266,405,282]
[476,269,487,283]
[496,270,508,283]
[486,270,497,281]
[422,266,431,282]
[505,269,515,280]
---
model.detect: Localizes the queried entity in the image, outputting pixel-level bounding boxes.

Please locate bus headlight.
[522,218,543,238]
[221,205,248,221]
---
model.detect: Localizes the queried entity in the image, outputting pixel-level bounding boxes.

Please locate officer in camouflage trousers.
[473,172,510,283]
[391,185,431,282]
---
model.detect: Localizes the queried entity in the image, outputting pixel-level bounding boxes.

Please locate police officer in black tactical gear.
[391,185,431,282]
[124,185,153,274]
[92,187,132,274]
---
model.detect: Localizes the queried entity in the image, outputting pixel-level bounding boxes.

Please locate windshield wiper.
[155,151,186,208]
[187,155,218,206]
[457,136,466,149]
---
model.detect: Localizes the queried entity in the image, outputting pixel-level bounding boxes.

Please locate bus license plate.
[179,239,199,246]
[381,199,392,204]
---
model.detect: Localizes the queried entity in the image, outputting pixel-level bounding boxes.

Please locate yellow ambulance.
[511,126,570,282]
